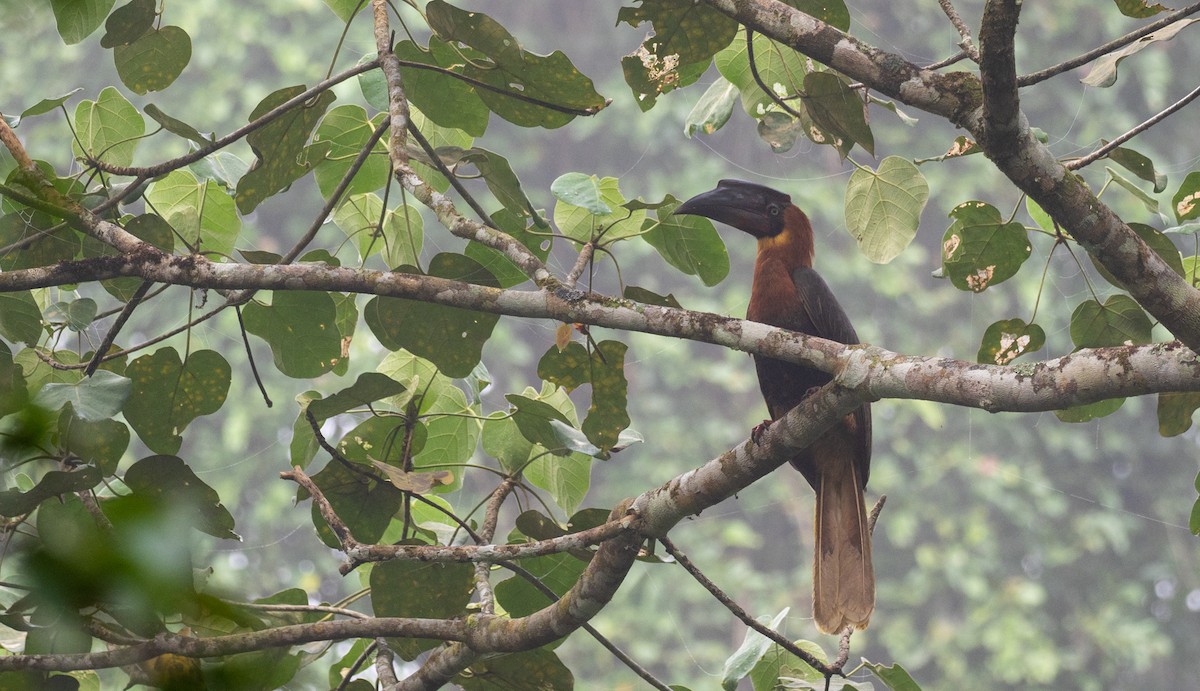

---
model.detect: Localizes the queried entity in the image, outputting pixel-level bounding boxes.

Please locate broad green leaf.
[524,445,591,514]
[306,447,404,547]
[845,156,929,263]
[645,194,730,285]
[114,26,191,94]
[538,342,592,392]
[58,411,129,474]
[144,169,241,255]
[124,455,237,539]
[1069,295,1153,348]
[123,348,231,454]
[377,349,454,414]
[464,208,550,288]
[684,77,738,137]
[235,86,336,214]
[0,344,30,417]
[721,609,792,690]
[1055,397,1125,423]
[482,412,534,474]
[493,552,586,618]
[49,0,114,45]
[309,373,407,421]
[333,193,424,267]
[34,370,131,421]
[617,0,735,110]
[715,30,808,117]
[977,318,1046,366]
[1172,170,1200,223]
[312,105,390,200]
[190,150,250,190]
[505,393,575,454]
[242,291,344,378]
[1106,166,1158,214]
[1090,222,1183,289]
[144,104,212,146]
[1157,391,1200,437]
[581,341,630,453]
[404,107,474,192]
[551,172,611,214]
[941,201,1031,292]
[456,148,541,222]
[863,660,924,690]
[322,0,366,22]
[1026,197,1055,232]
[409,388,474,493]
[72,86,145,167]
[426,1,606,128]
[45,297,97,332]
[19,88,83,119]
[749,640,825,690]
[456,649,574,691]
[1082,19,1200,87]
[803,72,873,157]
[370,556,474,660]
[623,285,683,309]
[1105,143,1167,192]
[100,0,154,48]
[756,110,805,153]
[364,254,499,377]
[1191,496,1200,535]
[395,38,489,136]
[553,175,646,243]
[0,467,102,517]
[1113,0,1170,19]
[0,290,44,345]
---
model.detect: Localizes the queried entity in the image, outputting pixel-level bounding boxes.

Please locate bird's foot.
[750,419,772,445]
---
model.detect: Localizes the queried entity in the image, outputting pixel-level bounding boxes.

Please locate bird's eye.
[767,204,781,217]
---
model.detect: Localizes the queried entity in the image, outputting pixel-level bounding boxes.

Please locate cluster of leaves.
[2,0,1199,689]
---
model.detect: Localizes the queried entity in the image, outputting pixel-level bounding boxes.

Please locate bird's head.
[673,179,795,239]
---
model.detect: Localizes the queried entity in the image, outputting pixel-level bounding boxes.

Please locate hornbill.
[675,179,874,633]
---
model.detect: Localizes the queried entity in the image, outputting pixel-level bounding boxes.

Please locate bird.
[674,179,874,633]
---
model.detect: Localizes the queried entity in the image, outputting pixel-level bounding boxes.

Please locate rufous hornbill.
[675,179,874,633]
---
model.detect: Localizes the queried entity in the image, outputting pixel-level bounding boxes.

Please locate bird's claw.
[750,419,772,445]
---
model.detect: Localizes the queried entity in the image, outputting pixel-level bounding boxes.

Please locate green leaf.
[1106,166,1159,214]
[581,341,631,454]
[464,208,550,288]
[863,659,924,690]
[190,150,250,190]
[551,172,611,214]
[19,88,84,119]
[456,649,574,691]
[845,156,929,263]
[144,104,212,146]
[0,344,30,417]
[124,455,237,539]
[623,285,683,309]
[364,254,500,377]
[49,0,115,45]
[721,609,792,690]
[370,556,474,660]
[1082,19,1200,87]
[409,389,474,492]
[553,175,646,243]
[941,201,1032,292]
[646,194,730,285]
[1157,391,1200,437]
[58,411,129,474]
[322,0,366,22]
[684,77,739,137]
[715,30,808,117]
[617,0,736,110]
[114,26,191,94]
[493,552,586,618]
[100,0,154,48]
[1090,222,1183,288]
[144,169,241,255]
[524,446,591,514]
[1190,497,1200,535]
[0,467,102,517]
[1069,295,1153,348]
[482,413,535,474]
[1105,143,1167,192]
[306,443,403,547]
[377,349,454,414]
[1172,170,1200,223]
[395,38,490,136]
[456,147,541,222]
[977,318,1046,366]
[333,193,424,267]
[44,298,97,332]
[426,1,606,128]
[242,291,344,378]
[803,71,873,157]
[310,373,408,422]
[755,111,805,154]
[1055,397,1125,423]
[505,393,575,454]
[749,640,825,690]
[123,348,231,454]
[1113,0,1170,19]
[33,370,131,421]
[0,291,44,345]
[235,86,336,214]
[1026,197,1055,232]
[312,105,390,200]
[72,86,145,167]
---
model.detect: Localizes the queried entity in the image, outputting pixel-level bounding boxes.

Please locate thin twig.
[282,465,359,547]
[404,120,494,225]
[1018,2,1200,86]
[659,536,834,675]
[235,304,272,408]
[375,638,400,687]
[374,0,410,165]
[564,242,595,290]
[84,280,153,377]
[334,640,377,691]
[936,0,980,62]
[1065,82,1200,171]
[745,27,805,119]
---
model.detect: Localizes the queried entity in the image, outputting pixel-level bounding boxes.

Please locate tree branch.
[936,0,980,62]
